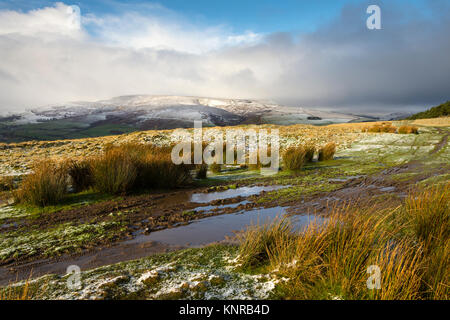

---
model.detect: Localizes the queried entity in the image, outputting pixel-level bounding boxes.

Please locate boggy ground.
[0,121,449,299]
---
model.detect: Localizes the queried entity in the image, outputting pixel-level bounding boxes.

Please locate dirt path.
[1,128,448,285]
[0,160,433,286]
[430,128,449,154]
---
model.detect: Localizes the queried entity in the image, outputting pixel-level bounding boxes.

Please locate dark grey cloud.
[269,1,450,113]
[0,1,449,115]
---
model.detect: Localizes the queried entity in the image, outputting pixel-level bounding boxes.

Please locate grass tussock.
[0,176,15,191]
[318,142,336,161]
[195,164,208,179]
[363,123,397,133]
[209,163,222,173]
[14,161,68,207]
[398,125,419,134]
[402,185,449,299]
[304,144,316,162]
[248,147,275,170]
[0,282,30,300]
[91,148,137,195]
[404,185,449,244]
[238,185,449,300]
[283,146,307,170]
[15,142,194,204]
[65,160,94,192]
[135,151,192,189]
[92,143,192,194]
[237,217,293,269]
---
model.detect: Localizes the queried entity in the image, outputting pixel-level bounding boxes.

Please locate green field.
[0,120,137,142]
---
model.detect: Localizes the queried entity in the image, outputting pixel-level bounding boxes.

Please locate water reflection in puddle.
[128,207,326,247]
[191,185,290,203]
[194,201,251,213]
[379,186,396,192]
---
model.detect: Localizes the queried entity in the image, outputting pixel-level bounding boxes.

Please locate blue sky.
[0,0,432,34]
[0,0,448,113]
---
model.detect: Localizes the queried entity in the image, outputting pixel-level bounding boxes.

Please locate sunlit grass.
[238,185,449,300]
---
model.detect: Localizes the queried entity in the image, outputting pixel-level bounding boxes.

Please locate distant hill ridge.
[407,101,450,120]
[0,95,362,143]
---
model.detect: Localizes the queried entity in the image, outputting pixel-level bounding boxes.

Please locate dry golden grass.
[318,142,336,161]
[398,125,419,134]
[136,151,192,189]
[304,144,316,162]
[209,163,222,173]
[64,160,94,192]
[14,160,68,207]
[195,164,208,179]
[404,184,449,245]
[0,282,30,300]
[410,117,450,127]
[402,184,449,299]
[283,146,307,170]
[91,148,138,195]
[0,175,14,191]
[92,143,192,194]
[363,123,397,133]
[0,123,365,177]
[1,117,447,177]
[238,185,449,300]
[237,217,293,269]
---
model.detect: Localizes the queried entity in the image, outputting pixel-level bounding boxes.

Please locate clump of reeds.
[91,143,192,194]
[0,176,15,191]
[14,160,68,207]
[404,185,449,244]
[402,184,449,299]
[398,125,419,134]
[91,148,137,195]
[318,142,336,161]
[0,281,30,300]
[248,147,275,170]
[195,164,208,179]
[237,217,293,269]
[65,160,94,192]
[364,123,397,133]
[283,146,307,170]
[209,163,222,173]
[135,151,191,189]
[304,144,316,162]
[238,185,449,300]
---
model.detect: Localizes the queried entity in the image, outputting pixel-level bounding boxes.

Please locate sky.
[0,0,449,115]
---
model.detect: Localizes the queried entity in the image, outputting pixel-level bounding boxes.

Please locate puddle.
[0,203,323,285]
[380,186,396,192]
[0,222,18,230]
[128,207,326,247]
[191,185,290,203]
[194,201,251,213]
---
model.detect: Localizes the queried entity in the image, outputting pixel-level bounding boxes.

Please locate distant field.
[0,118,448,177]
[0,120,137,142]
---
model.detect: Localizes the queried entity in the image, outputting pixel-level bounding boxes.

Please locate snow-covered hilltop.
[1,95,359,128]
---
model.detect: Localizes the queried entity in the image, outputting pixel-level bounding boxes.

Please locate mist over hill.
[0,95,393,143]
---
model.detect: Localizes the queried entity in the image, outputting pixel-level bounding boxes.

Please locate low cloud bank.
[0,1,449,114]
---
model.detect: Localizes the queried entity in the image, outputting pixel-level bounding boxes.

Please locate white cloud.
[0,2,82,38]
[0,1,449,114]
[83,10,262,54]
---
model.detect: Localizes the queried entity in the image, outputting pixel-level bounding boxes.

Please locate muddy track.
[430,128,449,155]
[1,128,449,285]
[0,183,271,266]
[0,158,432,277]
